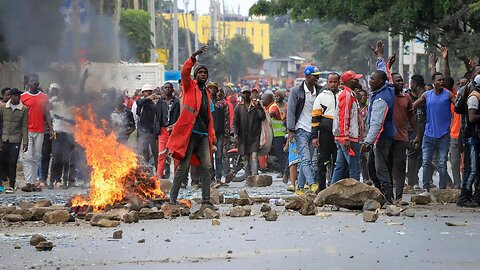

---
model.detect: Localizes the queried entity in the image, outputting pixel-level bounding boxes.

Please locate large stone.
[105,208,129,220]
[30,234,47,246]
[123,211,139,223]
[229,206,251,217]
[411,194,431,205]
[0,206,16,215]
[286,193,316,215]
[299,201,316,216]
[138,209,164,220]
[260,204,272,212]
[19,202,35,209]
[93,219,120,227]
[402,209,415,217]
[12,209,34,221]
[113,230,123,239]
[239,190,253,204]
[363,200,381,211]
[34,200,52,208]
[161,204,181,218]
[31,207,55,221]
[233,198,251,207]
[210,188,224,204]
[264,210,278,221]
[314,178,384,210]
[432,189,460,203]
[35,241,54,251]
[4,214,26,222]
[384,205,402,216]
[204,208,220,219]
[43,210,69,224]
[245,175,273,187]
[363,211,378,222]
[160,179,172,192]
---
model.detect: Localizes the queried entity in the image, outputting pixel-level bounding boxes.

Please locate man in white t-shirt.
[286,66,322,195]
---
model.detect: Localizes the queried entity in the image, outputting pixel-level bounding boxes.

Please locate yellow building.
[162,13,270,59]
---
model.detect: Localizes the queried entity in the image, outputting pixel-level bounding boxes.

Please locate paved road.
[1,171,480,270]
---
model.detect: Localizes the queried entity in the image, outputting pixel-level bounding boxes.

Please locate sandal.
[5,187,14,194]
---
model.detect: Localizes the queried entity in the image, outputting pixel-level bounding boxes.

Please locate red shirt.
[20,91,50,133]
[393,92,413,142]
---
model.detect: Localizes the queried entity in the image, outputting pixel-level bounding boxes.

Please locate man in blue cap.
[286,66,322,195]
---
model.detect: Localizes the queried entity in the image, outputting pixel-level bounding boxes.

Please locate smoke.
[0,0,133,78]
[0,0,66,72]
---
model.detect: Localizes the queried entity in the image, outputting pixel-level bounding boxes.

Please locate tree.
[270,27,301,57]
[197,39,227,83]
[224,35,263,82]
[120,9,153,62]
[250,0,480,70]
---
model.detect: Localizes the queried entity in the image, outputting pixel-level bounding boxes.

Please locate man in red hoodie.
[167,46,216,208]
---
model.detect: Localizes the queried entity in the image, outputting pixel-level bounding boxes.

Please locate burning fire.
[70,106,164,211]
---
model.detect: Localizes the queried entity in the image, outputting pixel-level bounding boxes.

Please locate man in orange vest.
[167,46,216,207]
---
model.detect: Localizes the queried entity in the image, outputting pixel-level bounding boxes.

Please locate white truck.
[82,62,165,96]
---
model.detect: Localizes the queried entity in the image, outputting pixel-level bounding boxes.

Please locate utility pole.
[112,0,121,62]
[194,0,199,50]
[409,39,415,78]
[399,34,404,78]
[173,0,179,70]
[183,0,192,56]
[148,0,156,62]
[388,28,393,68]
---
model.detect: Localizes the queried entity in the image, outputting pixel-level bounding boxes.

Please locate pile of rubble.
[1,178,465,252]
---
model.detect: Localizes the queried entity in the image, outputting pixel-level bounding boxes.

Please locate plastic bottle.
[269,198,285,206]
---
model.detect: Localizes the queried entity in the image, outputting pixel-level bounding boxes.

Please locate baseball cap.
[141,83,154,92]
[207,82,219,89]
[304,66,321,76]
[474,75,480,86]
[340,70,363,83]
[252,87,259,93]
[241,86,251,93]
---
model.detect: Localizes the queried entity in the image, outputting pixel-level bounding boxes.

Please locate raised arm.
[181,45,208,92]
[413,92,427,109]
[440,47,451,78]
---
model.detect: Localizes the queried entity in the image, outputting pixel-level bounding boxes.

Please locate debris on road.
[30,234,47,246]
[245,175,273,187]
[35,241,54,251]
[113,230,123,239]
[314,178,384,210]
[363,211,378,222]
[411,194,431,205]
[264,210,278,221]
[445,222,468,226]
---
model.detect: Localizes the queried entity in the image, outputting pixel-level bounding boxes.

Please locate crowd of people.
[1,41,480,208]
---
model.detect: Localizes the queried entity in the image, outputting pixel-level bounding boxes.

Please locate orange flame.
[71,106,164,211]
[178,199,192,209]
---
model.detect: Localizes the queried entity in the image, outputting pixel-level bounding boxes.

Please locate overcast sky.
[177,0,259,16]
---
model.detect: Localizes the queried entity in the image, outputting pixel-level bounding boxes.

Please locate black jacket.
[153,96,180,136]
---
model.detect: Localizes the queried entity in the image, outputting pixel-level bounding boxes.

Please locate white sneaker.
[419,190,431,197]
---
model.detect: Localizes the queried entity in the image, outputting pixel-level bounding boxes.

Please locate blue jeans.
[421,134,450,191]
[214,133,224,179]
[462,137,480,191]
[331,142,360,183]
[295,128,314,188]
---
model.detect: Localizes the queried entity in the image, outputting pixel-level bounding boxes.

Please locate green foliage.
[250,0,480,69]
[270,27,301,57]
[224,35,263,82]
[120,9,153,62]
[197,39,227,83]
